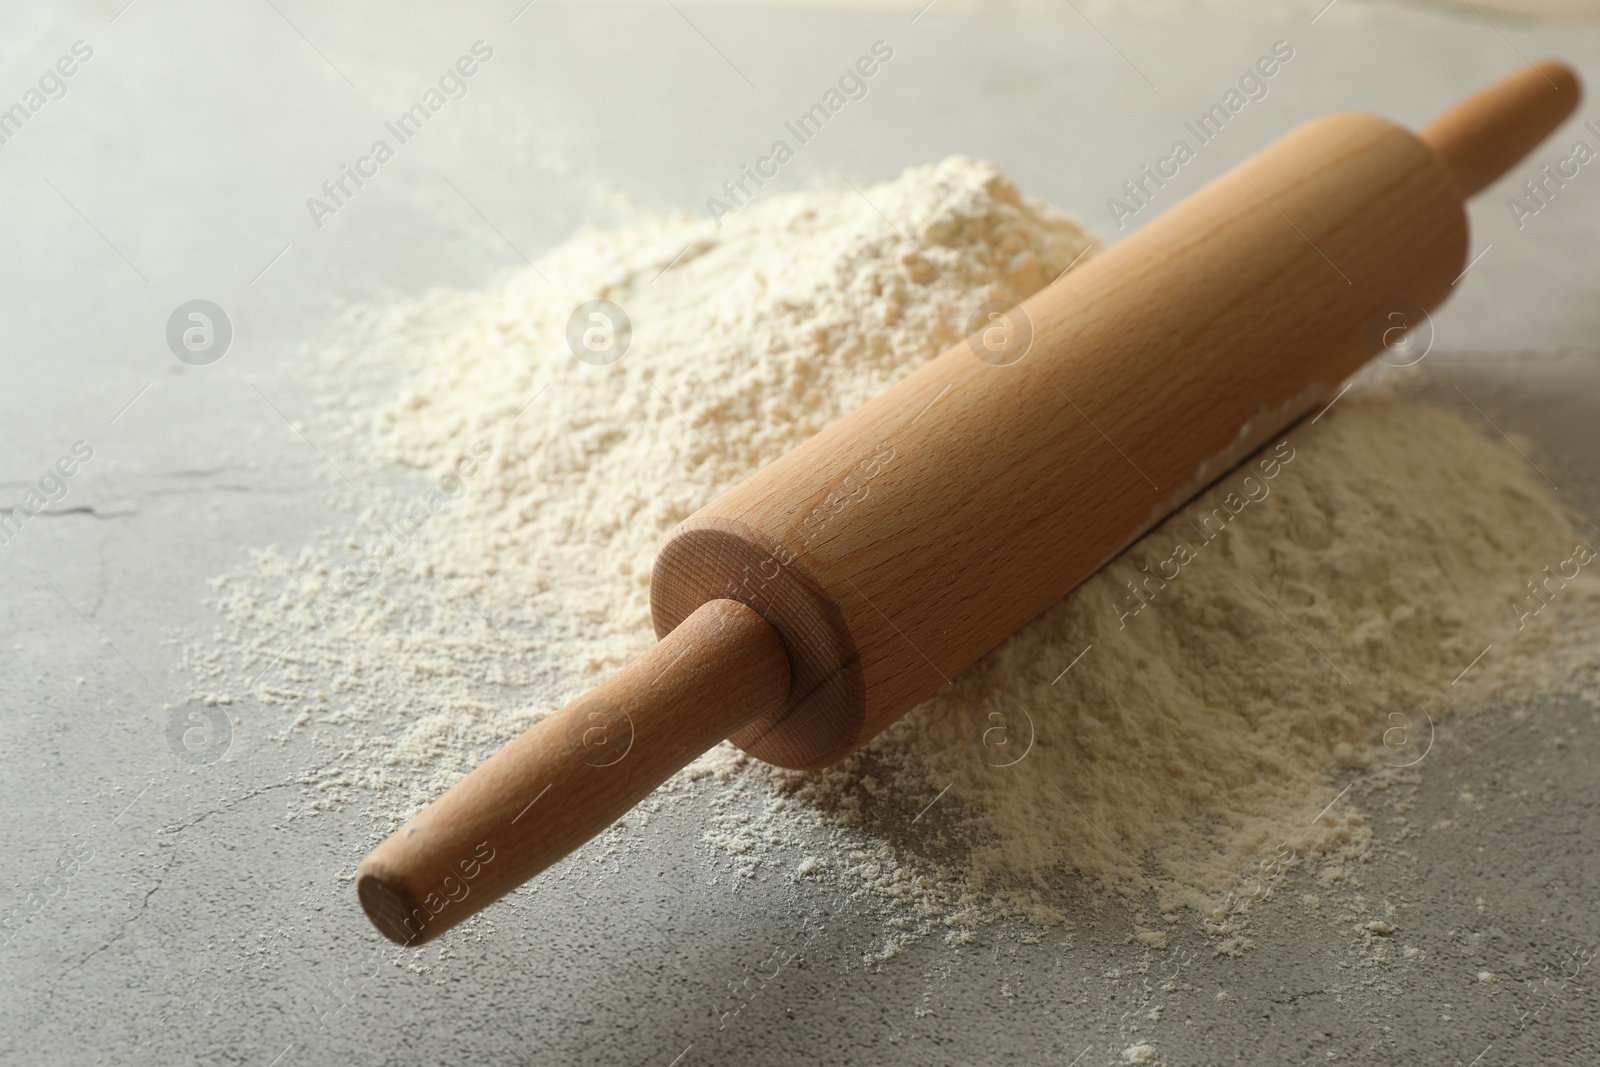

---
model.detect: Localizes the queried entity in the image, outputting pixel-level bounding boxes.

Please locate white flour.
[191,157,1600,953]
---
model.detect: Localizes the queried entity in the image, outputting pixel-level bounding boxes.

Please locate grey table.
[3,3,1599,1065]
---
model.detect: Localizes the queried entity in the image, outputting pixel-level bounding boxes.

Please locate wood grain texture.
[655,110,1469,769]
[1420,59,1581,197]
[356,599,789,945]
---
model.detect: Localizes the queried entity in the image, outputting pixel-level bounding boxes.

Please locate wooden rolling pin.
[358,60,1581,945]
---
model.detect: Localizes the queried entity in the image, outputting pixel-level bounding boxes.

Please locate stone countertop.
[1,4,1598,1065]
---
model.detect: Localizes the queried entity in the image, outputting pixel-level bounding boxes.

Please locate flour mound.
[196,156,1599,947]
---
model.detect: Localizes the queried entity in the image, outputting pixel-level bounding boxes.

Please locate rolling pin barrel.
[659,120,1466,770]
[360,60,1582,945]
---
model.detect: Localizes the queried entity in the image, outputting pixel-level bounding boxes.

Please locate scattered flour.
[190,156,1600,951]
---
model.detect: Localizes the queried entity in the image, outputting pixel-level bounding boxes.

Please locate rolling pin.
[358,60,1582,945]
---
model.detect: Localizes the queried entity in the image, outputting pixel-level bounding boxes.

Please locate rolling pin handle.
[356,598,790,946]
[1419,58,1582,198]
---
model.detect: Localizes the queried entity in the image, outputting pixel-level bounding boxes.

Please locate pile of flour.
[193,156,1600,948]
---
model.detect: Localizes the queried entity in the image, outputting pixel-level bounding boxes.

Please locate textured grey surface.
[2,4,1599,1065]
